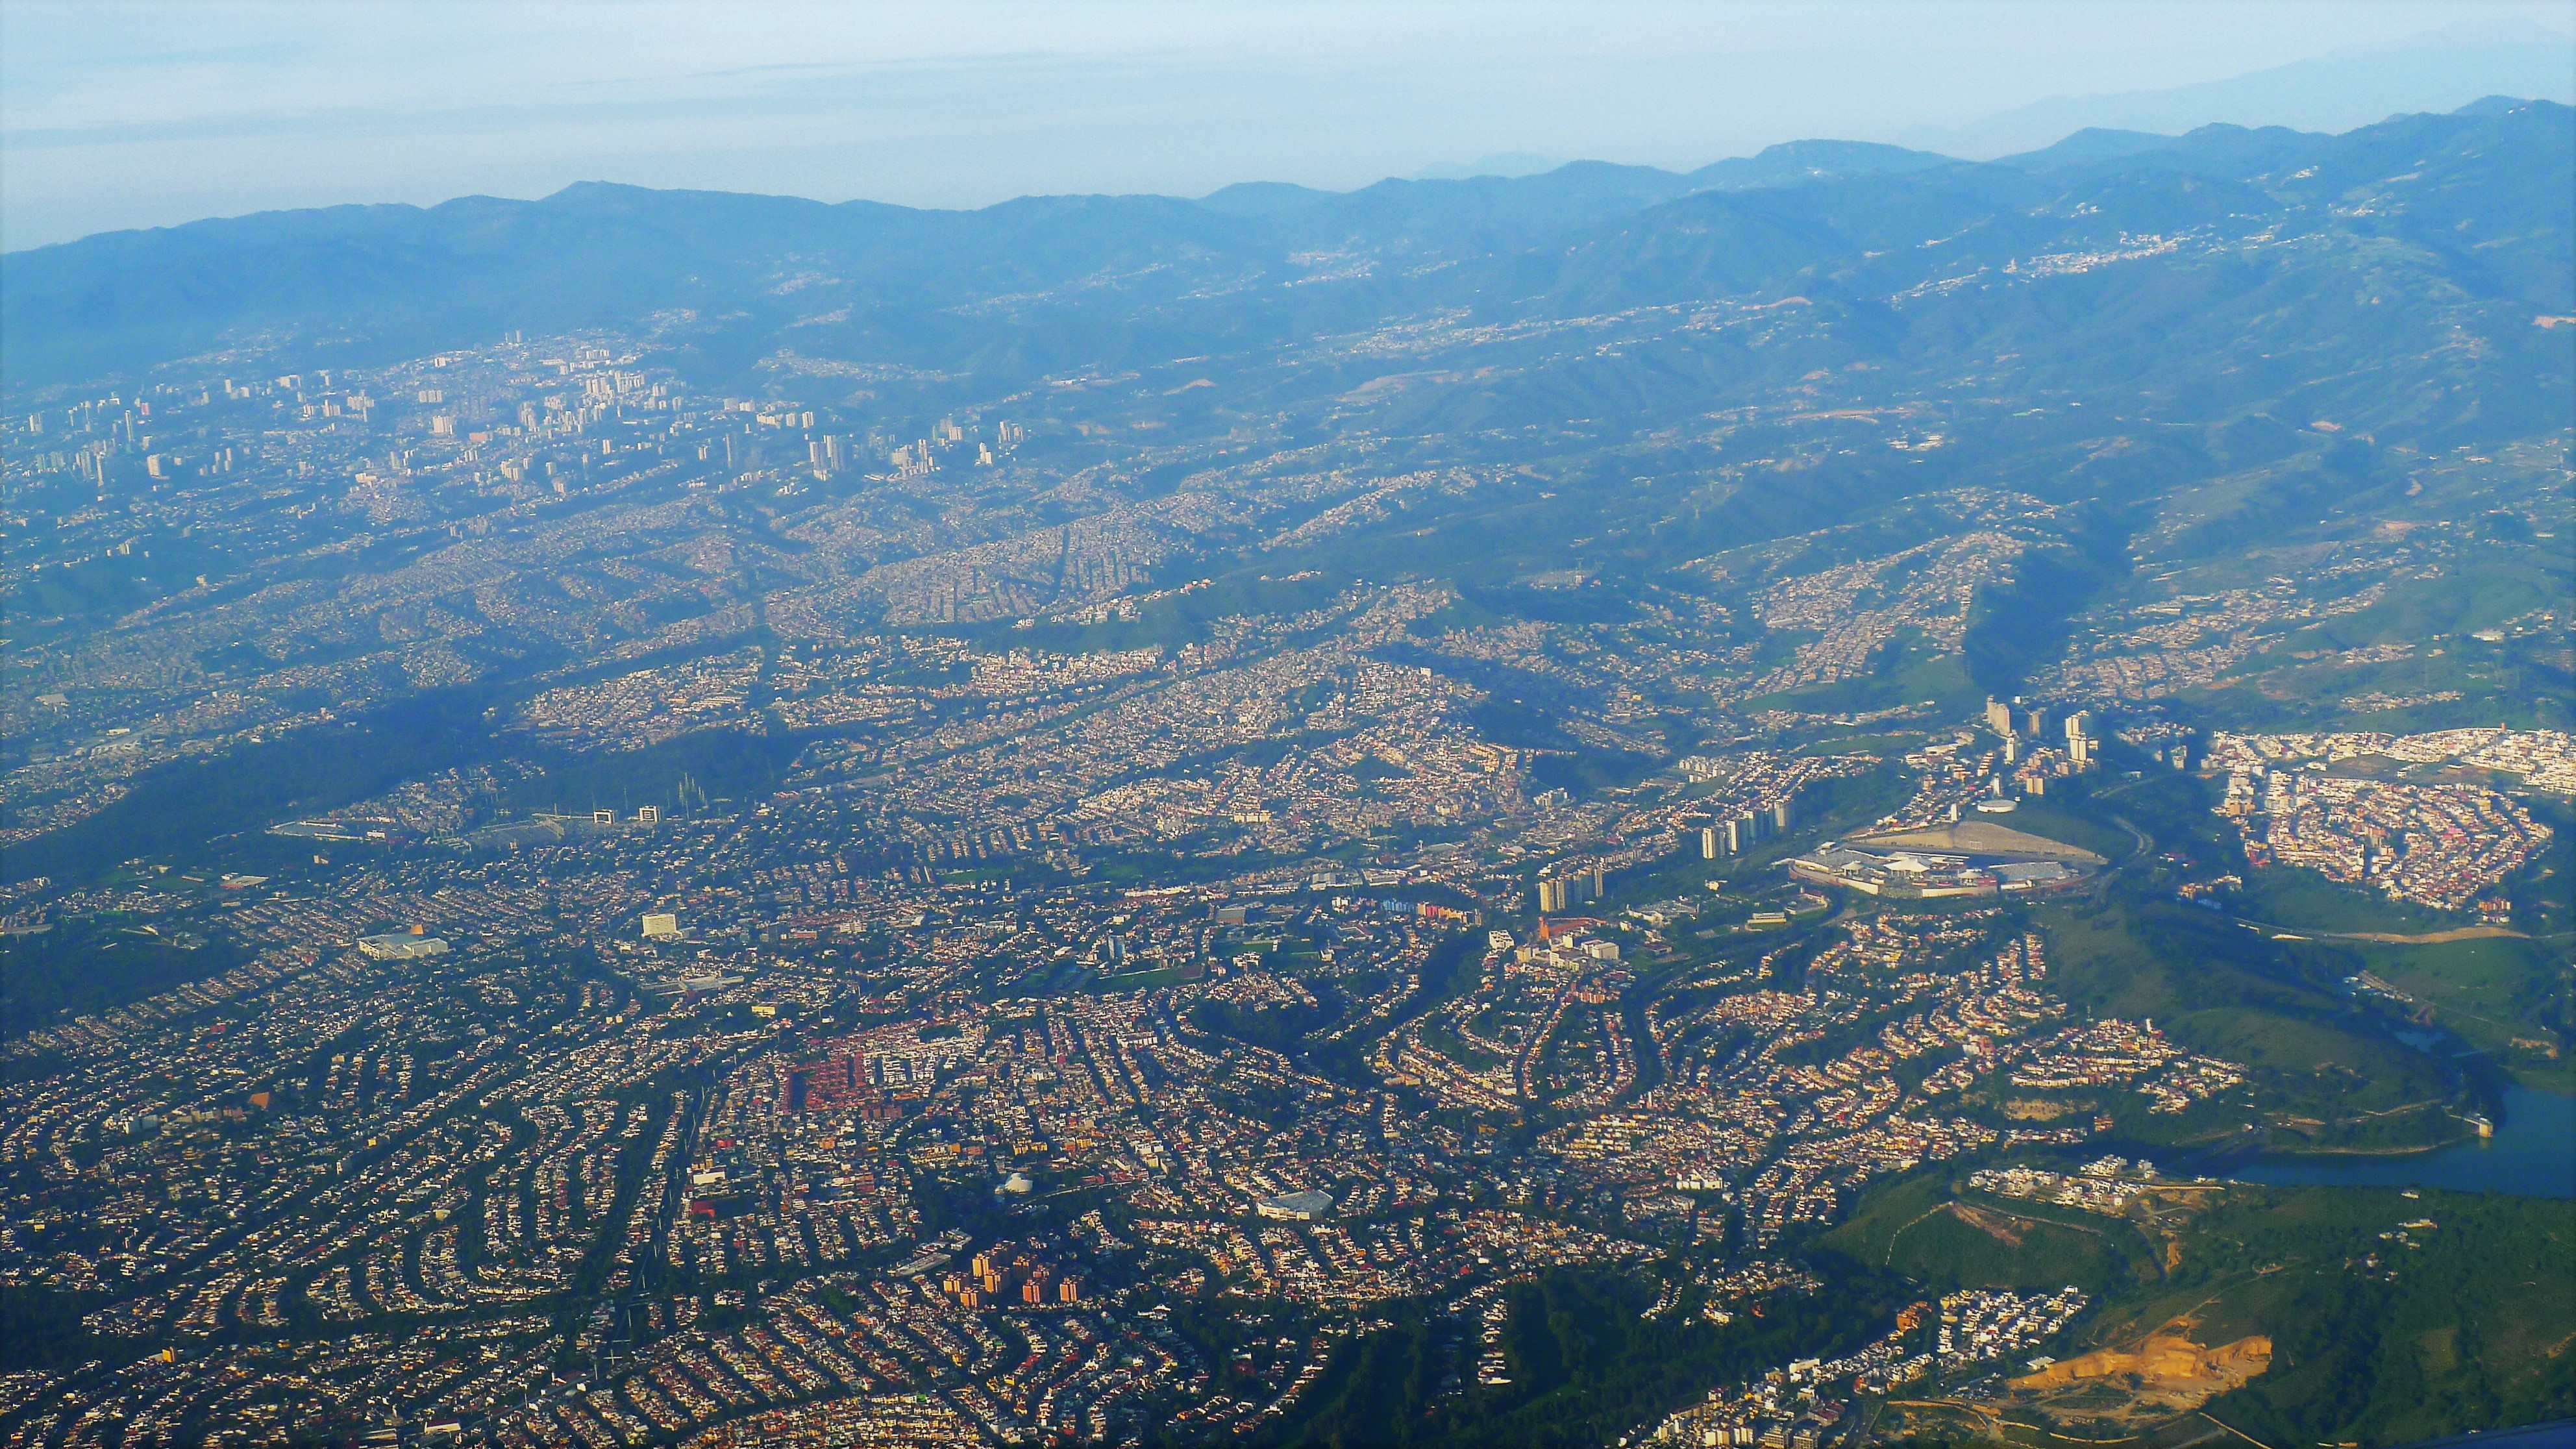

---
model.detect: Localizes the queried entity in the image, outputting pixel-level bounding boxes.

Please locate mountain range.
[4,97,2568,450]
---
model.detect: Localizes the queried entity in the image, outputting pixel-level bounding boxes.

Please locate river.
[2221,1085,2576,1199]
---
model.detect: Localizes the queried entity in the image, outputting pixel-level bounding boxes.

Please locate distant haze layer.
[0,1,2569,251]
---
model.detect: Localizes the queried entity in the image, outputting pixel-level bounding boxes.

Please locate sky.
[3,1,2571,253]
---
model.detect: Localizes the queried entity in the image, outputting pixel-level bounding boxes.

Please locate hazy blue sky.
[3,1,2570,251]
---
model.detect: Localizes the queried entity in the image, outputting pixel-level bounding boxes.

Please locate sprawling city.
[0,14,2570,1448]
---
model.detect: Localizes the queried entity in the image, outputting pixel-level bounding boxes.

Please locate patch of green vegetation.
[1790,731,1927,758]
[1817,1170,1959,1269]
[1250,1270,1892,1449]
[2266,647,2542,732]
[1830,1172,2576,1448]
[1089,849,1280,888]
[2236,867,2452,937]
[1984,795,2138,861]
[1888,1204,2131,1295]
[2036,899,2457,1149]
[1194,999,1333,1054]
[1080,965,1195,994]
[503,726,802,818]
[2090,769,2238,869]
[2353,935,2575,1094]
[1406,589,1513,636]
[1964,544,2118,695]
[1818,1176,2138,1296]
[0,1285,103,1370]
[1,687,504,885]
[1528,749,1660,800]
[1816,761,1917,825]
[1751,636,1980,719]
[0,915,251,1037]
[1422,1021,1504,1071]
[2096,1187,2576,1446]
[1824,1161,2162,1260]
[2309,550,2560,652]
[966,568,1347,654]
[934,865,1037,888]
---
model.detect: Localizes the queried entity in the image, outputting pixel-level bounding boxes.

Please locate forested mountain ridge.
[6,98,2565,408]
